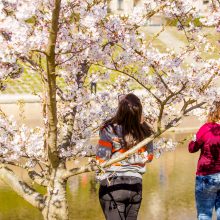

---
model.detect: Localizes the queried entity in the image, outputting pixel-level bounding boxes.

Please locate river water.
[0,141,200,220]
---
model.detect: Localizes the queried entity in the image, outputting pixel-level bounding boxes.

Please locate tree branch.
[63,96,207,180]
[31,49,48,56]
[145,1,173,19]
[151,65,174,95]
[62,133,159,180]
[92,63,162,104]
[0,159,28,170]
[28,170,49,187]
[156,81,187,131]
[0,165,45,210]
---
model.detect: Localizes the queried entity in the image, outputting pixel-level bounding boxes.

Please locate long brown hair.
[104,93,152,148]
[207,101,220,123]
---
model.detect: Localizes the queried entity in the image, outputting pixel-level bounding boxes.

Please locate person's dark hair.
[104,93,152,148]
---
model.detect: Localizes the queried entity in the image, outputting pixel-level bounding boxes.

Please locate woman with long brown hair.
[96,93,154,220]
[188,101,220,220]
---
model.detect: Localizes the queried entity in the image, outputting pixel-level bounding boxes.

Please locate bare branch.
[145,1,173,19]
[31,49,48,56]
[146,25,165,47]
[0,159,28,170]
[0,165,45,210]
[165,101,206,130]
[28,170,49,187]
[157,81,187,131]
[63,95,208,180]
[151,65,174,95]
[175,15,191,43]
[185,102,206,114]
[93,63,162,104]
[62,133,158,180]
[55,47,90,66]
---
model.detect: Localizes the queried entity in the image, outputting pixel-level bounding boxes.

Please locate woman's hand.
[192,134,196,142]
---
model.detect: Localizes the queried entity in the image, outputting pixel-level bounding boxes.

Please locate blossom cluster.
[0,0,219,165]
[0,115,45,166]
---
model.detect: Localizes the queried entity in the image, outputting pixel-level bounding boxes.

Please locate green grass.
[1,69,67,95]
[2,71,42,94]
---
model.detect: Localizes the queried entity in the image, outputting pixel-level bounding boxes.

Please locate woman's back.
[96,123,153,180]
[96,93,154,220]
[188,101,220,220]
[189,122,220,175]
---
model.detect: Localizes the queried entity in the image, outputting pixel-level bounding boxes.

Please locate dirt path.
[145,26,185,52]
[0,102,43,127]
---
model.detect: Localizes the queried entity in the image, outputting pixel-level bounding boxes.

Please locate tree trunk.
[42,169,68,220]
[43,1,68,219]
[45,0,61,169]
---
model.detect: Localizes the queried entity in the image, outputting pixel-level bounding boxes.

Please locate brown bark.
[45,0,61,169]
[42,1,70,219]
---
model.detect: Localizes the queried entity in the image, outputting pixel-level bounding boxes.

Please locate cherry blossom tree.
[0,0,219,219]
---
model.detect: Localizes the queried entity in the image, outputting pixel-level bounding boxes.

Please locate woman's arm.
[188,140,202,153]
[96,126,113,164]
[188,124,206,153]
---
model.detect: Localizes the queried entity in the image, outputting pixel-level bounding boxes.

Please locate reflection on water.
[0,143,199,220]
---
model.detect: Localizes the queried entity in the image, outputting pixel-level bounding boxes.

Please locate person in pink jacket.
[188,101,220,220]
